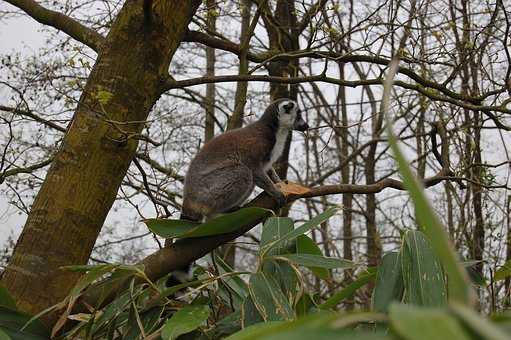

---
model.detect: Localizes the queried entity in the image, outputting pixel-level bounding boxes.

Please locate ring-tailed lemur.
[181,98,308,221]
[167,98,309,287]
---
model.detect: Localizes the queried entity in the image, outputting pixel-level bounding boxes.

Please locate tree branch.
[296,0,328,34]
[162,74,511,125]
[4,0,105,51]
[135,171,460,285]
[82,163,473,309]
[0,105,67,132]
[181,33,508,105]
[183,30,264,62]
[131,119,464,283]
[0,158,53,184]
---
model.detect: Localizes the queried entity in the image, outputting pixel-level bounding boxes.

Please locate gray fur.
[181,98,308,221]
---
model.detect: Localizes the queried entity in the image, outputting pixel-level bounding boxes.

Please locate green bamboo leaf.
[494,259,511,281]
[227,311,388,340]
[0,328,11,340]
[248,272,294,321]
[259,217,299,302]
[261,260,300,307]
[319,269,376,310]
[178,207,272,237]
[242,296,264,328]
[401,231,446,307]
[0,284,16,311]
[449,302,509,340]
[124,306,164,340]
[146,207,272,239]
[0,307,49,340]
[296,235,329,280]
[68,264,118,297]
[161,305,210,340]
[143,218,199,238]
[295,293,316,316]
[261,208,339,256]
[272,254,354,270]
[383,59,473,305]
[90,284,145,335]
[372,252,404,312]
[388,133,472,304]
[227,321,285,340]
[215,255,249,302]
[389,304,471,340]
[260,217,294,255]
[463,261,487,286]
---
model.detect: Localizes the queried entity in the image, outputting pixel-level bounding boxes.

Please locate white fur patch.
[277,100,298,129]
[265,128,288,171]
[264,99,297,170]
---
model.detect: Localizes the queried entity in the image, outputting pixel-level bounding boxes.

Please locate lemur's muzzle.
[293,111,309,131]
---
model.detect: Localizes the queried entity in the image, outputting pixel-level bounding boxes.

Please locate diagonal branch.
[4,0,105,51]
[136,171,477,288]
[0,158,53,184]
[0,105,67,132]
[296,0,328,34]
[82,162,471,310]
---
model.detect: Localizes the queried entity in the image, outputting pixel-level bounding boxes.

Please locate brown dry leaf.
[277,181,311,196]
[51,296,76,338]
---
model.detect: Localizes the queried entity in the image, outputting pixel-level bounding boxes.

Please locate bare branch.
[4,0,105,51]
[0,158,53,184]
[0,105,66,132]
[296,0,328,34]
[162,74,511,126]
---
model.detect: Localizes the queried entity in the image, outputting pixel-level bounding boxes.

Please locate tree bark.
[262,0,299,179]
[227,0,253,130]
[204,0,217,142]
[2,0,201,322]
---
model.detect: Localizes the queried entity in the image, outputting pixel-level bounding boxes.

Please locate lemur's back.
[181,122,273,221]
[179,98,307,222]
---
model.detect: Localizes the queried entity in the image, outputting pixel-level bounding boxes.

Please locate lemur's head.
[264,98,309,131]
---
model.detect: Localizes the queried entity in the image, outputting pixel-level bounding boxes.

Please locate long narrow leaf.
[261,208,339,257]
[382,58,473,306]
[161,305,209,340]
[449,302,509,340]
[146,207,272,239]
[389,304,471,340]
[372,252,404,312]
[319,269,376,310]
[401,231,446,307]
[272,254,354,270]
[296,235,329,280]
[248,272,294,321]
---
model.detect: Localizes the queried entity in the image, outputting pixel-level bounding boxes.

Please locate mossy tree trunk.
[2,0,201,323]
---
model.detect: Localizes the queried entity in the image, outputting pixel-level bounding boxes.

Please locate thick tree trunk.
[505,195,511,307]
[2,0,201,321]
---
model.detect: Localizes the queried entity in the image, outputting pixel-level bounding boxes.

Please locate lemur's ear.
[283,101,295,113]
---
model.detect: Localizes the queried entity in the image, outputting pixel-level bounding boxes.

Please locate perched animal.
[181,98,309,222]
[166,98,308,288]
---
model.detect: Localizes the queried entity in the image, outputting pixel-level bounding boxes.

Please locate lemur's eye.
[282,101,294,113]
